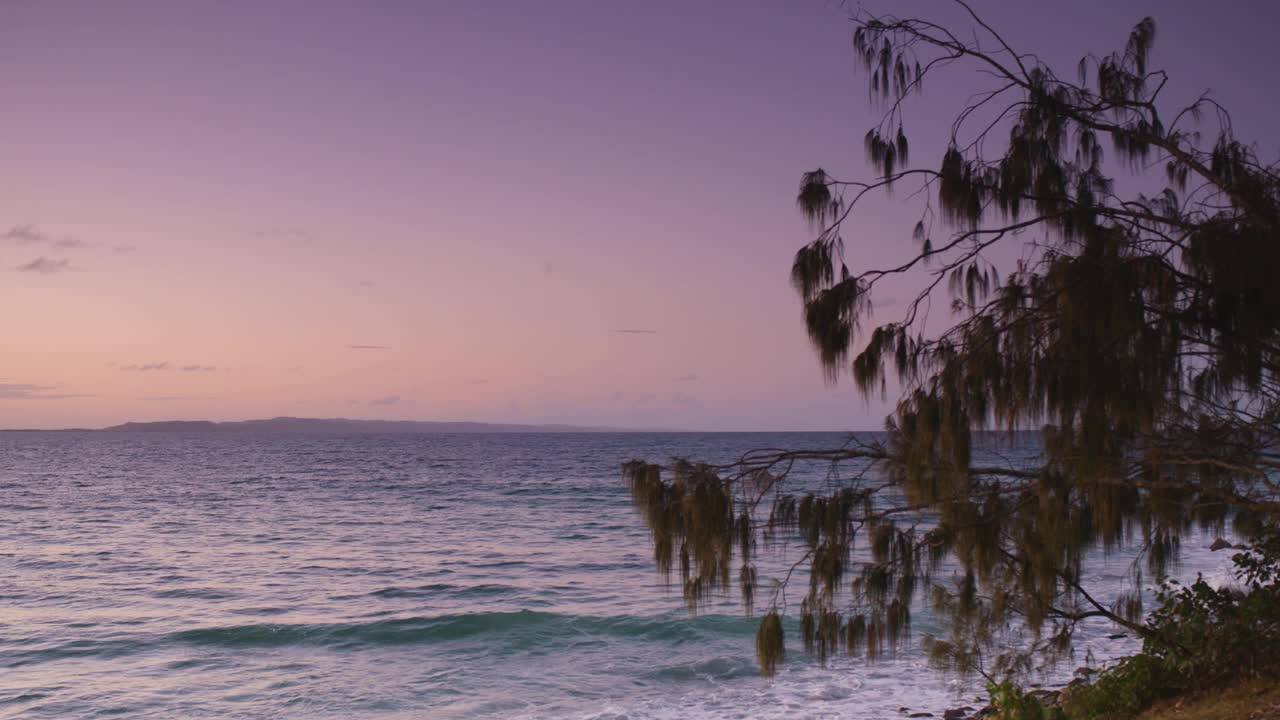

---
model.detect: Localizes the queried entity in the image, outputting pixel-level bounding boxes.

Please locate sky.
[3,0,1279,431]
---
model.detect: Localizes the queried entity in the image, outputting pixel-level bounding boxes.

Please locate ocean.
[0,432,1234,719]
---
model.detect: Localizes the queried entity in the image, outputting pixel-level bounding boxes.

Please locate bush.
[1143,527,1280,689]
[988,681,1067,720]
[1001,526,1280,720]
[1061,654,1169,720]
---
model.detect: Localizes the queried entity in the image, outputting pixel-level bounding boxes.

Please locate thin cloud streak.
[122,362,171,371]
[3,225,49,245]
[120,362,217,372]
[348,344,391,350]
[3,225,90,250]
[13,257,73,274]
[613,329,657,335]
[0,383,92,400]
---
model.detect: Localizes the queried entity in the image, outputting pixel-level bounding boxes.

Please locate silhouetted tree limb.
[624,1,1280,679]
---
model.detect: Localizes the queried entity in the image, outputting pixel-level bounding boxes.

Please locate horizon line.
[0,415,881,433]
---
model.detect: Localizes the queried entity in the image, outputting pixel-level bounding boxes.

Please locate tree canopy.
[624,1,1280,680]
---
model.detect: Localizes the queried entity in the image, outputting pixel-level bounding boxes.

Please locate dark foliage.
[1055,529,1280,719]
[624,1,1280,679]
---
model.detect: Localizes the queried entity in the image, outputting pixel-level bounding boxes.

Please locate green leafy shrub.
[1000,527,1280,720]
[1143,527,1280,689]
[1059,526,1280,719]
[988,681,1067,720]
[1061,654,1169,720]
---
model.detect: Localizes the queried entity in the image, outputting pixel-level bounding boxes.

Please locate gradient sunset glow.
[4,0,1278,430]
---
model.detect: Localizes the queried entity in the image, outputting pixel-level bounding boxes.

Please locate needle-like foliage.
[624,1,1280,680]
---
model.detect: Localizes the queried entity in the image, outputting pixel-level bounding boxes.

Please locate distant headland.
[5,417,675,433]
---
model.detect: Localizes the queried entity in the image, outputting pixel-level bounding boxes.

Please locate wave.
[172,611,759,651]
[644,656,759,682]
[1,611,763,671]
[367,583,515,599]
[151,587,238,600]
[3,637,153,669]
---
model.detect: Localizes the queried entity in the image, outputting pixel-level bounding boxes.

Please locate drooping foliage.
[624,2,1280,679]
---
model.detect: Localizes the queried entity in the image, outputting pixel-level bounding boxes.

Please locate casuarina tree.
[624,1,1280,679]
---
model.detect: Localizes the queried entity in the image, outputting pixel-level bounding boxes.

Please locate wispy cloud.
[370,395,401,406]
[464,378,490,385]
[122,362,171,371]
[13,257,73,274]
[358,280,376,288]
[3,225,49,245]
[112,244,137,254]
[348,344,391,350]
[673,373,699,382]
[0,383,92,400]
[613,329,657,335]
[3,225,90,249]
[121,362,217,372]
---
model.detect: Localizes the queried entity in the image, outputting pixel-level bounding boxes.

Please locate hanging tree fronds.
[623,0,1280,680]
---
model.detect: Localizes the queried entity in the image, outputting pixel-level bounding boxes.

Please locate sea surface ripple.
[0,432,1233,719]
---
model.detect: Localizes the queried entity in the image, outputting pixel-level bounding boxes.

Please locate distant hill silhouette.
[99,417,656,433]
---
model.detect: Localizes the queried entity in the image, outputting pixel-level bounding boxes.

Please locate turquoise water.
[0,432,1232,719]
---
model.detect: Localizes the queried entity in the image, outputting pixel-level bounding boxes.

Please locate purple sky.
[3,0,1277,430]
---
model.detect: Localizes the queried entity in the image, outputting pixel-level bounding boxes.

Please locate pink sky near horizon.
[3,0,1278,430]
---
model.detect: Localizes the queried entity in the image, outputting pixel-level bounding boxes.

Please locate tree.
[623,1,1280,680]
